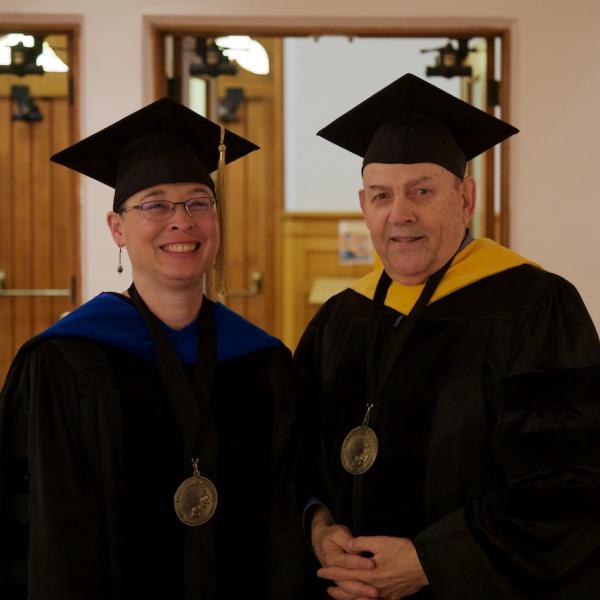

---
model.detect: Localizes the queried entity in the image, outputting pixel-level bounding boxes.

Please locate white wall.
[283,37,459,212]
[1,0,599,330]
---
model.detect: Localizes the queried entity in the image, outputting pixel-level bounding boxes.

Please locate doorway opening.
[150,23,512,344]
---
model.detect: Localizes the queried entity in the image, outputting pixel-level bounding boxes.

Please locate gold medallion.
[174,459,217,526]
[341,425,378,475]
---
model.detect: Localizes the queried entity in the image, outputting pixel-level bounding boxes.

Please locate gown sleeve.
[0,340,119,600]
[414,274,600,599]
[294,299,337,511]
[0,345,31,598]
[261,345,317,600]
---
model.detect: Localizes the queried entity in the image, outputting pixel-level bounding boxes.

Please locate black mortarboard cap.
[317,73,518,178]
[51,97,259,209]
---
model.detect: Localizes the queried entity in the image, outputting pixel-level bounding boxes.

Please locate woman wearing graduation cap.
[0,99,308,599]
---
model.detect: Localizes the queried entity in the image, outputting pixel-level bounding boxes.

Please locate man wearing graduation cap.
[295,74,600,599]
[0,99,309,599]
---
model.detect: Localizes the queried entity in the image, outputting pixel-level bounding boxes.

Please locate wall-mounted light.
[11,85,43,121]
[215,36,270,76]
[190,38,238,78]
[218,87,245,122]
[421,39,474,79]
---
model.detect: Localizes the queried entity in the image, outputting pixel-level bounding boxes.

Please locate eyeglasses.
[118,197,216,221]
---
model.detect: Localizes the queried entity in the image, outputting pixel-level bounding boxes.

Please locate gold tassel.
[217,125,226,204]
[208,126,228,298]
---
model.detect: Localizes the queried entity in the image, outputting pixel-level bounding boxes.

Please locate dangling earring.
[117,247,124,274]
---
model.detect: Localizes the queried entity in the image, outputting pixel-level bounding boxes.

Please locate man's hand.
[311,506,378,599]
[317,535,429,600]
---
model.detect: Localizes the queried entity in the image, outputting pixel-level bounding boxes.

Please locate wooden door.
[158,34,283,335]
[462,36,502,241]
[0,33,79,383]
[214,38,282,334]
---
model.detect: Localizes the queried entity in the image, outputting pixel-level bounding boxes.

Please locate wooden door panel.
[12,116,34,351]
[245,95,273,327]
[160,35,282,334]
[222,105,250,318]
[32,98,53,334]
[49,98,77,321]
[0,99,15,379]
[222,94,275,330]
[215,38,281,334]
[0,96,78,382]
[463,37,498,241]
[223,96,273,325]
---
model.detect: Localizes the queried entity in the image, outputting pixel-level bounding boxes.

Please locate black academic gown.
[295,264,600,599]
[0,298,309,600]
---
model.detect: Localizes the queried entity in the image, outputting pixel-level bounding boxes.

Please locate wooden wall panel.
[282,213,372,350]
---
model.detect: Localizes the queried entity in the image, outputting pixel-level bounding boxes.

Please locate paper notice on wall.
[338,220,373,265]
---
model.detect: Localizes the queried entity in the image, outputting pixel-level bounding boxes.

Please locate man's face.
[360,162,475,285]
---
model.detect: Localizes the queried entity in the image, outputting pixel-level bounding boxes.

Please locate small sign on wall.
[338,220,373,265]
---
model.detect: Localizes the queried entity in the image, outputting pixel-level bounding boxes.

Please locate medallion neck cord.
[127,283,219,525]
[340,253,454,476]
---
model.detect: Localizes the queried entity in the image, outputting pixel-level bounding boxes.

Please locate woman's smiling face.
[107,181,219,291]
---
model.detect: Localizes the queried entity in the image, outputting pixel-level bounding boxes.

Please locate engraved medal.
[174,458,218,526]
[341,403,379,475]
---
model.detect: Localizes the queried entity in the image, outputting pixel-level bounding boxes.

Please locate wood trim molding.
[283,211,364,221]
[271,38,285,336]
[484,36,496,240]
[500,29,512,248]
[0,14,82,30]
[143,15,515,37]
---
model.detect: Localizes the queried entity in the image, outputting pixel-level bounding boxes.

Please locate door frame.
[144,16,514,336]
